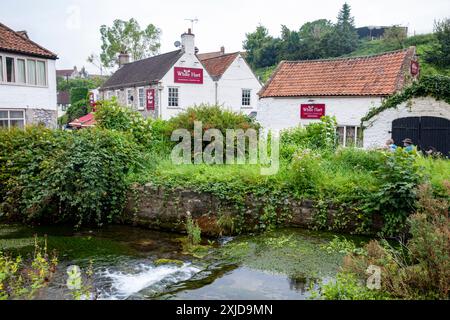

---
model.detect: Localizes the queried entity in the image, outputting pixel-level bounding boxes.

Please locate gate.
[392,117,450,156]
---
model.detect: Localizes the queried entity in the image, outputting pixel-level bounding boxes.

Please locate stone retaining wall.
[125,184,383,236]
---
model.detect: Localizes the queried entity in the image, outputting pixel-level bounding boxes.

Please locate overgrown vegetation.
[0,236,58,300]
[0,127,140,228]
[322,183,449,300]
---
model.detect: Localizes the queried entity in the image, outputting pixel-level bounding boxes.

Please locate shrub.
[66,100,91,123]
[305,116,338,150]
[332,148,384,172]
[336,183,449,300]
[289,149,323,195]
[168,104,260,136]
[94,99,175,154]
[321,272,391,300]
[70,87,89,105]
[362,148,423,236]
[0,127,140,228]
[0,237,58,300]
[280,126,308,161]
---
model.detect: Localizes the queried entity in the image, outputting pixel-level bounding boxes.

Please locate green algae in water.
[216,229,366,279]
[0,224,137,261]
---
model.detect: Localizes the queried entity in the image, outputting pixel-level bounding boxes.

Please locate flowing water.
[0,224,365,300]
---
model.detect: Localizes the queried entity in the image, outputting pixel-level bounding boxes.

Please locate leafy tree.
[298,19,334,59]
[243,25,280,68]
[426,18,450,68]
[383,25,408,49]
[323,3,359,57]
[57,77,107,92]
[279,25,303,61]
[100,18,161,68]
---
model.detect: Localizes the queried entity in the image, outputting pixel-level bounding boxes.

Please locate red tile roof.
[259,48,416,98]
[200,52,239,80]
[0,22,57,59]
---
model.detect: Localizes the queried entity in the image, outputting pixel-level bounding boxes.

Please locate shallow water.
[0,224,365,300]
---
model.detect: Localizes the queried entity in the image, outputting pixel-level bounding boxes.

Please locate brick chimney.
[118,53,130,68]
[181,29,195,55]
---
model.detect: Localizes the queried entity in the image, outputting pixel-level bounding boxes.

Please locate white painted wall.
[363,97,450,149]
[159,52,216,120]
[0,57,57,111]
[216,55,262,115]
[257,96,383,133]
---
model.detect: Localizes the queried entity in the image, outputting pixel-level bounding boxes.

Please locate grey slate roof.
[101,50,183,90]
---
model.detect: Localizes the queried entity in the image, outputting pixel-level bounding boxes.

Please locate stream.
[0,224,365,300]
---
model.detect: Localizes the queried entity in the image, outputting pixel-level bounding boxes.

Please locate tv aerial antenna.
[185,18,199,32]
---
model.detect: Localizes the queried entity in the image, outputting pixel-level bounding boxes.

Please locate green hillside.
[256,33,450,83]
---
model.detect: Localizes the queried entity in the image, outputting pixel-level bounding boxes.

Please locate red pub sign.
[174,67,203,84]
[411,60,420,76]
[300,104,326,119]
[146,89,155,111]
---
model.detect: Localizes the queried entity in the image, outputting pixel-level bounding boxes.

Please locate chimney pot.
[220,46,225,55]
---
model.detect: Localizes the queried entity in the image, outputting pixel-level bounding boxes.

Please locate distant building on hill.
[356,26,408,40]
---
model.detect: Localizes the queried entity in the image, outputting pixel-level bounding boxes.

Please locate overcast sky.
[2,0,449,73]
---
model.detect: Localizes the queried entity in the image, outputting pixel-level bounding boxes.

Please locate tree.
[243,25,280,68]
[298,19,334,59]
[323,3,359,57]
[100,18,161,68]
[383,25,408,49]
[426,18,450,68]
[279,25,302,61]
[57,77,107,92]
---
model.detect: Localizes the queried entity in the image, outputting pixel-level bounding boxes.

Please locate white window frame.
[337,125,363,148]
[168,87,179,108]
[0,53,48,87]
[137,87,145,111]
[115,90,121,99]
[242,89,251,107]
[0,109,26,129]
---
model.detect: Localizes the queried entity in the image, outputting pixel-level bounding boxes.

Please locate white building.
[257,48,419,148]
[100,30,261,120]
[0,22,58,128]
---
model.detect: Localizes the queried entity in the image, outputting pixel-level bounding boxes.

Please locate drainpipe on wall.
[158,84,163,119]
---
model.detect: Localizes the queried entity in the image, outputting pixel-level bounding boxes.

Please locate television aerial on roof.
[185,18,199,32]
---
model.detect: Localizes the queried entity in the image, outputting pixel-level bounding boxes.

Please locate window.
[107,91,114,100]
[337,126,363,147]
[168,87,179,107]
[6,57,15,83]
[36,61,46,86]
[115,90,120,99]
[0,57,3,82]
[138,88,145,110]
[27,60,36,85]
[0,56,47,86]
[0,110,25,129]
[242,89,251,106]
[17,59,26,83]
[127,89,134,107]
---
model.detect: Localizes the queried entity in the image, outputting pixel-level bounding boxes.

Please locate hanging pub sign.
[411,60,420,76]
[174,67,203,84]
[300,104,326,119]
[146,89,155,111]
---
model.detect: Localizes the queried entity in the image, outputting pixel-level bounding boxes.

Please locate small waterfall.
[97,262,201,300]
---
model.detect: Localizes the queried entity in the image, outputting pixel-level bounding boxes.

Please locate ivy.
[362,75,450,123]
